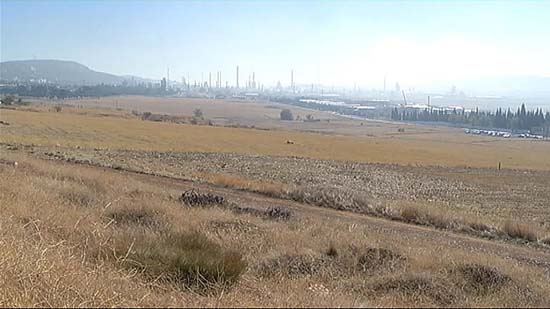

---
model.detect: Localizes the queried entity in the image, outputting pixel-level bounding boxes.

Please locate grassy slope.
[1,154,549,307]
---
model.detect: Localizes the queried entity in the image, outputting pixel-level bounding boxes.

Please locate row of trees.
[0,83,175,99]
[390,104,550,132]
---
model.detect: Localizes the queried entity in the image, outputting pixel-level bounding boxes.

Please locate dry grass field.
[2,102,550,307]
[2,105,550,170]
[30,95,341,127]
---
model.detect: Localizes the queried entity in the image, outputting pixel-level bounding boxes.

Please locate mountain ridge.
[0,59,152,85]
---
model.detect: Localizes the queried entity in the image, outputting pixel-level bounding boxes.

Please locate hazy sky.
[2,0,550,88]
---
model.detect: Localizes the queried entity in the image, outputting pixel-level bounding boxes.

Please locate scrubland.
[1,154,550,307]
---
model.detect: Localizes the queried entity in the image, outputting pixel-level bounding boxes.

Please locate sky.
[2,0,550,89]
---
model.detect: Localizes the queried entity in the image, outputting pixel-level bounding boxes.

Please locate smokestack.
[253,72,255,89]
[291,69,294,93]
[209,72,212,88]
[236,66,239,88]
[167,67,170,88]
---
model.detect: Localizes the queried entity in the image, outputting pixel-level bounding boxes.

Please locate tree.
[193,108,203,119]
[1,95,15,105]
[280,109,294,121]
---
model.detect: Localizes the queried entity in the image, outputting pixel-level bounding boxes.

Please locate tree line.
[0,83,175,99]
[390,103,550,132]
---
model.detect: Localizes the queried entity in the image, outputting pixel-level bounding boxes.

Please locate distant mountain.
[0,59,151,85]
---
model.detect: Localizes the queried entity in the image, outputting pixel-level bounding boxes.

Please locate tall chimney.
[236,66,239,88]
[291,69,294,93]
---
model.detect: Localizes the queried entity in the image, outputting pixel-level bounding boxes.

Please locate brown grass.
[110,230,247,292]
[502,221,539,242]
[196,172,290,197]
[399,205,457,229]
[1,151,550,307]
[3,107,550,170]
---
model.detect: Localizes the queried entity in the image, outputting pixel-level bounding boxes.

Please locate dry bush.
[326,244,338,258]
[229,204,292,221]
[113,231,247,292]
[256,254,328,278]
[288,186,371,214]
[451,264,512,295]
[357,248,406,273]
[106,205,166,229]
[201,173,289,198]
[399,205,457,229]
[178,189,225,207]
[400,206,421,223]
[502,221,538,242]
[369,275,458,306]
[264,206,293,220]
[209,219,260,234]
[464,219,493,233]
[59,185,98,208]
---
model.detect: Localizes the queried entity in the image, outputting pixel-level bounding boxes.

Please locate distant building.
[160,78,167,91]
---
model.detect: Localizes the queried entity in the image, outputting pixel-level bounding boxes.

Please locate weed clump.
[357,248,405,272]
[452,264,512,294]
[264,206,292,220]
[116,231,247,291]
[107,206,165,229]
[502,221,538,242]
[326,244,338,258]
[370,275,457,306]
[178,189,225,207]
[257,254,328,278]
[59,186,98,207]
[288,186,370,213]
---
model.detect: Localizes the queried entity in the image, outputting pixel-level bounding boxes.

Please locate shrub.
[59,186,97,207]
[178,189,225,207]
[399,205,455,229]
[193,108,203,119]
[288,187,370,213]
[357,248,405,272]
[53,105,62,112]
[370,275,457,306]
[502,221,538,242]
[107,206,165,229]
[326,244,338,258]
[1,95,15,105]
[264,206,292,220]
[452,264,512,294]
[117,231,246,291]
[280,109,294,121]
[400,206,420,223]
[257,254,327,278]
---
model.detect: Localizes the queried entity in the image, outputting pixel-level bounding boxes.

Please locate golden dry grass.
[2,107,550,170]
[1,153,550,307]
[193,172,291,197]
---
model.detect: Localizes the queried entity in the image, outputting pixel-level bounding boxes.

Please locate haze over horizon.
[2,0,550,91]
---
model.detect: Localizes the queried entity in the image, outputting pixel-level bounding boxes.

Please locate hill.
[0,59,143,85]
